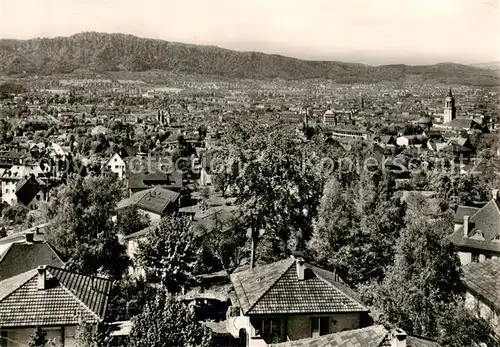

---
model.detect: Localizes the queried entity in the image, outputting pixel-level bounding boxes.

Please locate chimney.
[25,232,34,243]
[463,215,470,237]
[492,189,499,201]
[37,265,47,290]
[291,252,305,281]
[391,328,407,347]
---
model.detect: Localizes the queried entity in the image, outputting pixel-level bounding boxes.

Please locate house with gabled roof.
[226,255,369,346]
[462,259,500,336]
[116,186,180,221]
[450,189,500,265]
[105,152,127,180]
[0,232,65,281]
[0,265,112,347]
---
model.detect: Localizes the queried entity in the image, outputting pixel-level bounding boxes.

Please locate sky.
[0,0,499,65]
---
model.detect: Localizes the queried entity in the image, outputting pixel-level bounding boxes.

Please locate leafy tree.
[115,207,150,236]
[430,170,489,209]
[368,218,461,335]
[74,320,113,347]
[437,301,498,347]
[136,216,198,293]
[228,120,324,267]
[308,170,406,286]
[2,203,29,226]
[28,327,47,347]
[196,212,248,273]
[46,176,128,279]
[129,292,212,347]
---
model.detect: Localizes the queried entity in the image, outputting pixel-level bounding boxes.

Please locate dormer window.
[470,230,484,240]
[493,234,500,242]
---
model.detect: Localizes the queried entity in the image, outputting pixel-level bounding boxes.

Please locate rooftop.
[230,257,367,315]
[0,266,112,327]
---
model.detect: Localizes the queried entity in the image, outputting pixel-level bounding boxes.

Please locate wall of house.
[458,250,500,266]
[1,181,18,205]
[138,209,161,222]
[458,251,472,265]
[126,238,146,278]
[107,154,126,180]
[285,313,361,341]
[465,291,500,335]
[2,325,78,347]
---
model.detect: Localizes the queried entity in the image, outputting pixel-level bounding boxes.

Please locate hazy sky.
[1,0,499,65]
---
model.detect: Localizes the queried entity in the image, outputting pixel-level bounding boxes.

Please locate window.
[312,317,330,336]
[472,253,480,263]
[255,319,280,338]
[0,331,7,347]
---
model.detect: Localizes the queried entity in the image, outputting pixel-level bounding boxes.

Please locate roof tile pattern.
[231,258,293,314]
[230,258,366,315]
[462,258,500,310]
[248,264,367,315]
[269,325,388,347]
[117,186,180,215]
[0,266,112,327]
[270,325,441,347]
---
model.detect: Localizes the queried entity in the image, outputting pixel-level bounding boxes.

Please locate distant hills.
[470,61,500,71]
[0,32,499,86]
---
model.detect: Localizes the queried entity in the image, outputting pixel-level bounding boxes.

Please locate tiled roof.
[442,118,481,130]
[0,266,112,327]
[126,163,183,191]
[231,258,293,314]
[117,186,180,215]
[269,325,388,347]
[269,326,441,347]
[454,206,481,224]
[462,259,500,310]
[192,206,239,235]
[406,336,442,347]
[449,199,500,253]
[230,258,367,315]
[0,241,65,280]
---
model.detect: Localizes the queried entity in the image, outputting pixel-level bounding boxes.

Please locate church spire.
[448,88,453,97]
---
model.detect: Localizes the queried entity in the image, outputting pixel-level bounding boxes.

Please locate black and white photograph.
[0,0,499,346]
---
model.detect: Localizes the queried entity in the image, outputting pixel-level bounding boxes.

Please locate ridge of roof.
[0,269,37,302]
[230,258,295,314]
[45,241,66,266]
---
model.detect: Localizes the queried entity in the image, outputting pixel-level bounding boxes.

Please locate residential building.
[0,232,64,281]
[226,256,369,346]
[116,186,180,221]
[106,153,126,180]
[0,265,112,347]
[462,259,500,336]
[450,190,500,265]
[0,165,45,206]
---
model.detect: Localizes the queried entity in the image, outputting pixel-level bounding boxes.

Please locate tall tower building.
[443,88,456,123]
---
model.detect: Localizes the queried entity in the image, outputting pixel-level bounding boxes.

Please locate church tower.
[443,88,456,123]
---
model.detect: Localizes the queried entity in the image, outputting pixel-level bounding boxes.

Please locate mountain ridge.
[0,32,498,86]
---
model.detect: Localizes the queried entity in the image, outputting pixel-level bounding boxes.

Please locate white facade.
[1,325,78,347]
[107,153,126,180]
